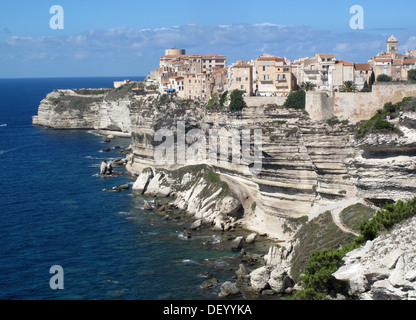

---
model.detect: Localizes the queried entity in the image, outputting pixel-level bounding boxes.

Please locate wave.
[0,144,36,156]
[175,259,199,265]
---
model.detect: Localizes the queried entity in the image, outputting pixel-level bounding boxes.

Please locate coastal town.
[115,35,416,102]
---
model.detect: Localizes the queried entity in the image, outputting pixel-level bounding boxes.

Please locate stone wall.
[244,96,287,107]
[306,83,416,122]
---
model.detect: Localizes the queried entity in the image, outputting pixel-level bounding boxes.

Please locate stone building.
[228,60,253,96]
[184,73,210,101]
[254,54,295,96]
[370,35,416,81]
[294,53,336,91]
[209,67,228,97]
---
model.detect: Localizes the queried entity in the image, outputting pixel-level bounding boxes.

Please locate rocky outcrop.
[246,240,298,294]
[132,165,243,232]
[333,216,416,300]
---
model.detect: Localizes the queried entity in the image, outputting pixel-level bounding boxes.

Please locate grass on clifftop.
[290,211,355,283]
[52,95,103,113]
[340,203,375,234]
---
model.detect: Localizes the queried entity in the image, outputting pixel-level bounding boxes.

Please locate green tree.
[284,90,306,110]
[229,90,246,111]
[408,69,416,81]
[297,249,350,298]
[377,74,393,82]
[219,91,228,109]
[369,72,375,91]
[340,81,357,92]
[360,80,371,92]
[301,82,316,92]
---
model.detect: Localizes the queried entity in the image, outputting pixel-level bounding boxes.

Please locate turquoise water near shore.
[0,77,247,300]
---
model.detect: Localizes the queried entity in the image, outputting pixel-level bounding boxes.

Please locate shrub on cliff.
[207,93,219,109]
[284,90,305,110]
[229,90,246,111]
[357,100,404,137]
[357,197,416,244]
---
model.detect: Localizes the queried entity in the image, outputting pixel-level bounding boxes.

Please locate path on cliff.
[309,197,361,237]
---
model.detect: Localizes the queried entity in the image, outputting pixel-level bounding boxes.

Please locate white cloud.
[0,23,406,77]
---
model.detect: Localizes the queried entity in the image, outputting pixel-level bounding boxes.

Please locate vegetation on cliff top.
[289,211,355,283]
[340,203,375,234]
[357,96,416,137]
[284,90,306,110]
[292,197,416,300]
[51,94,102,113]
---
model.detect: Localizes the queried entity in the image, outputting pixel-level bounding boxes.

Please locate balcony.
[304,69,319,74]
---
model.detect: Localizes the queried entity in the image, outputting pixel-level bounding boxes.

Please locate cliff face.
[33,90,416,241]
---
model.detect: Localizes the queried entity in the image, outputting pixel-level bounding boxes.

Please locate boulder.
[202,278,219,289]
[220,282,240,297]
[108,184,129,192]
[249,266,271,292]
[99,161,114,176]
[189,219,202,230]
[143,200,152,210]
[217,196,242,217]
[235,264,248,277]
[245,233,258,244]
[230,236,244,251]
[268,267,294,294]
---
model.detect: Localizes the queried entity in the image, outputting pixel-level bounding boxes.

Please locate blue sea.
[0,77,252,300]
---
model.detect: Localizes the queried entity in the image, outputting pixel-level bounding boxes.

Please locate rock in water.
[100,161,107,175]
[220,282,240,297]
[245,233,258,244]
[99,161,114,176]
[230,236,244,251]
[202,278,219,289]
[143,200,152,210]
[235,264,248,277]
[189,219,202,230]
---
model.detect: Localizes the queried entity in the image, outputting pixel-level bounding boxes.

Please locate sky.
[1,0,416,78]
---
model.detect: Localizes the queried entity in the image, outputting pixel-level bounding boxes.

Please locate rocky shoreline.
[95,136,299,298]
